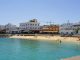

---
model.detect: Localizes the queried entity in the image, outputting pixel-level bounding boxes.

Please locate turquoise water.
[0,38,80,60]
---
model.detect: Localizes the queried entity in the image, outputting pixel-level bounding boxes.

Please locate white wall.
[0,25,5,30]
[78,30,80,34]
[5,23,19,33]
[19,19,40,31]
[59,23,75,35]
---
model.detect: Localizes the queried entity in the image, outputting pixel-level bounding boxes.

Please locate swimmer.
[60,40,62,43]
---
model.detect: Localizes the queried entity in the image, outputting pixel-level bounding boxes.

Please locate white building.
[0,25,5,30]
[59,21,80,35]
[59,23,75,35]
[0,25,6,33]
[73,22,80,35]
[19,19,40,33]
[5,23,19,34]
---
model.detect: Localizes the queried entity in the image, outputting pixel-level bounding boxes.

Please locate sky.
[0,0,80,26]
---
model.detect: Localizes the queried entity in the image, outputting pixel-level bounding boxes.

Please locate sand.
[9,35,80,43]
[62,56,80,60]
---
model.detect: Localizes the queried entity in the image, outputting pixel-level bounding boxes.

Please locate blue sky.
[0,0,80,25]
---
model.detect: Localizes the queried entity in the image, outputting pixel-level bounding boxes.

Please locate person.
[60,40,62,43]
[57,39,62,43]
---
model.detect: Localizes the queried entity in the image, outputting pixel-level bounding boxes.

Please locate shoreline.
[9,35,80,43]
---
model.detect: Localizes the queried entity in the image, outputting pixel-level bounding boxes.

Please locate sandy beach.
[9,35,80,43]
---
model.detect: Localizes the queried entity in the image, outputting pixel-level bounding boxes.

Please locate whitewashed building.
[59,21,80,35]
[59,23,76,35]
[5,23,19,34]
[73,22,80,35]
[0,25,5,30]
[19,19,40,33]
[0,25,6,33]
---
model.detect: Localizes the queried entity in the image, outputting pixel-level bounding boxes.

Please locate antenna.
[49,21,51,25]
[52,20,54,25]
[49,20,52,25]
[46,21,51,25]
[46,20,53,25]
[67,20,70,23]
[46,22,49,25]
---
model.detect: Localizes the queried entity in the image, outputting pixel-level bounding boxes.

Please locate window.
[38,24,39,26]
[30,27,31,29]
[35,27,37,29]
[30,24,32,25]
[35,24,37,26]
